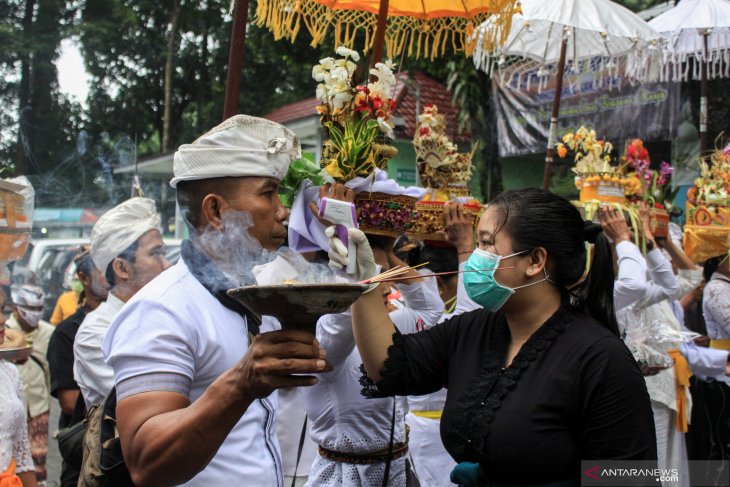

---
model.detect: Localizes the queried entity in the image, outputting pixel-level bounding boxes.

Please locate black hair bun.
[583,221,603,244]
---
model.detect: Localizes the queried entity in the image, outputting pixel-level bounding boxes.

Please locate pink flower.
[658,161,673,186]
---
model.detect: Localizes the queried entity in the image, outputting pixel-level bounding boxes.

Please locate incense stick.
[361,266,515,284]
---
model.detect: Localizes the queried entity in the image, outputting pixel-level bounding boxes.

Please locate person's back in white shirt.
[73,293,124,408]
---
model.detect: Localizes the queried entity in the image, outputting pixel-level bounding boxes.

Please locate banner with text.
[493,62,682,158]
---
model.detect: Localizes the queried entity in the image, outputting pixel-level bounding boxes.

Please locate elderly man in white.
[102,115,329,487]
[73,197,171,408]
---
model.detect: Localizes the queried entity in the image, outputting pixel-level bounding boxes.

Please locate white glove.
[326,226,378,288]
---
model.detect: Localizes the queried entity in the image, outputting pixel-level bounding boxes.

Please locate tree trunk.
[197,2,210,134]
[14,0,36,175]
[162,0,181,153]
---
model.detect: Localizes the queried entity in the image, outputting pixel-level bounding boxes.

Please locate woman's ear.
[526,247,548,278]
[201,194,227,231]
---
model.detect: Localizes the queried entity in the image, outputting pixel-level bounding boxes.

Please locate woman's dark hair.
[703,255,723,282]
[406,243,459,278]
[105,241,139,288]
[489,188,619,336]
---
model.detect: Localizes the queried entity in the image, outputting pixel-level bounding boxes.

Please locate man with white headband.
[74,197,170,408]
[7,283,54,483]
[102,115,329,487]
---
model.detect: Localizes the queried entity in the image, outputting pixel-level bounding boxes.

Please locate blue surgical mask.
[463,248,549,312]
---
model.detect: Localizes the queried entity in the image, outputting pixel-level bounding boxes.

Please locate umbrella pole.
[542,36,568,190]
[699,32,708,158]
[371,0,389,64]
[223,0,250,120]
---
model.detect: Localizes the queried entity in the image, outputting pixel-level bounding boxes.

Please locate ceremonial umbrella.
[254,0,519,63]
[474,0,663,189]
[649,0,730,157]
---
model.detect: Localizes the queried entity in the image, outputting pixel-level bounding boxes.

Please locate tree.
[447,57,502,202]
[0,0,80,182]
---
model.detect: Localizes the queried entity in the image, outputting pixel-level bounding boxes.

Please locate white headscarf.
[90,198,161,272]
[12,284,44,307]
[171,114,301,188]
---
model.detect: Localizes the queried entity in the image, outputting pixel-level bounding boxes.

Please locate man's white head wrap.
[171,115,301,188]
[90,198,161,272]
[12,284,44,307]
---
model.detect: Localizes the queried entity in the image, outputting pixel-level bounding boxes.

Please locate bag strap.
[381,397,397,487]
[290,416,308,487]
[69,392,86,425]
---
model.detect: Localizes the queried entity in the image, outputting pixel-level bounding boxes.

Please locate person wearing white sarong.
[606,207,691,487]
[303,237,442,487]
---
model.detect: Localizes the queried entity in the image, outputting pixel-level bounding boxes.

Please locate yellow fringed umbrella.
[255,0,521,61]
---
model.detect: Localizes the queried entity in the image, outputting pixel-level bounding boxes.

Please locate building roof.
[263,71,469,142]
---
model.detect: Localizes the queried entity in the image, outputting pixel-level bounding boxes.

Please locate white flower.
[335,46,360,61]
[330,66,350,82]
[312,65,327,82]
[315,83,328,102]
[345,60,357,76]
[319,57,335,69]
[377,117,394,138]
[370,61,396,86]
[331,90,353,110]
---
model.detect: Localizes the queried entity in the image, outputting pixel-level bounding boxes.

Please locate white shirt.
[704,273,730,340]
[702,273,730,385]
[617,249,687,415]
[303,277,443,487]
[74,293,125,408]
[614,241,650,311]
[0,361,34,474]
[103,259,283,487]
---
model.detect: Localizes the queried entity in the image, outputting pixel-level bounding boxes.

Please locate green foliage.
[278,155,326,208]
[323,116,380,181]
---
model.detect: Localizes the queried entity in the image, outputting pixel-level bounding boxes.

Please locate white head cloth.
[90,197,161,272]
[171,114,301,188]
[12,284,44,307]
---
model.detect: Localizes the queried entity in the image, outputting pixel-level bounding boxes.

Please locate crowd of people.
[0,114,728,487]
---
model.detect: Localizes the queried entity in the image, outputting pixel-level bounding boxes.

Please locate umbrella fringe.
[254,0,520,59]
[657,46,730,82]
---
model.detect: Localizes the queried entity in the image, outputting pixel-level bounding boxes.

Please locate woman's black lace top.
[360,306,657,484]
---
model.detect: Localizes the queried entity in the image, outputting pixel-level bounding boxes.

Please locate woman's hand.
[444,202,476,260]
[597,206,631,244]
[638,201,656,249]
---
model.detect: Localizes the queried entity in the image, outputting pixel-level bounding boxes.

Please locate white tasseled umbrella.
[649,0,730,155]
[473,0,663,189]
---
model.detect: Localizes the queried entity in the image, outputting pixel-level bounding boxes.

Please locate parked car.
[11,237,181,321]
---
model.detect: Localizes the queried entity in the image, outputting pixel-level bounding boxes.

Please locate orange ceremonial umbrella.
[255,0,521,62]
